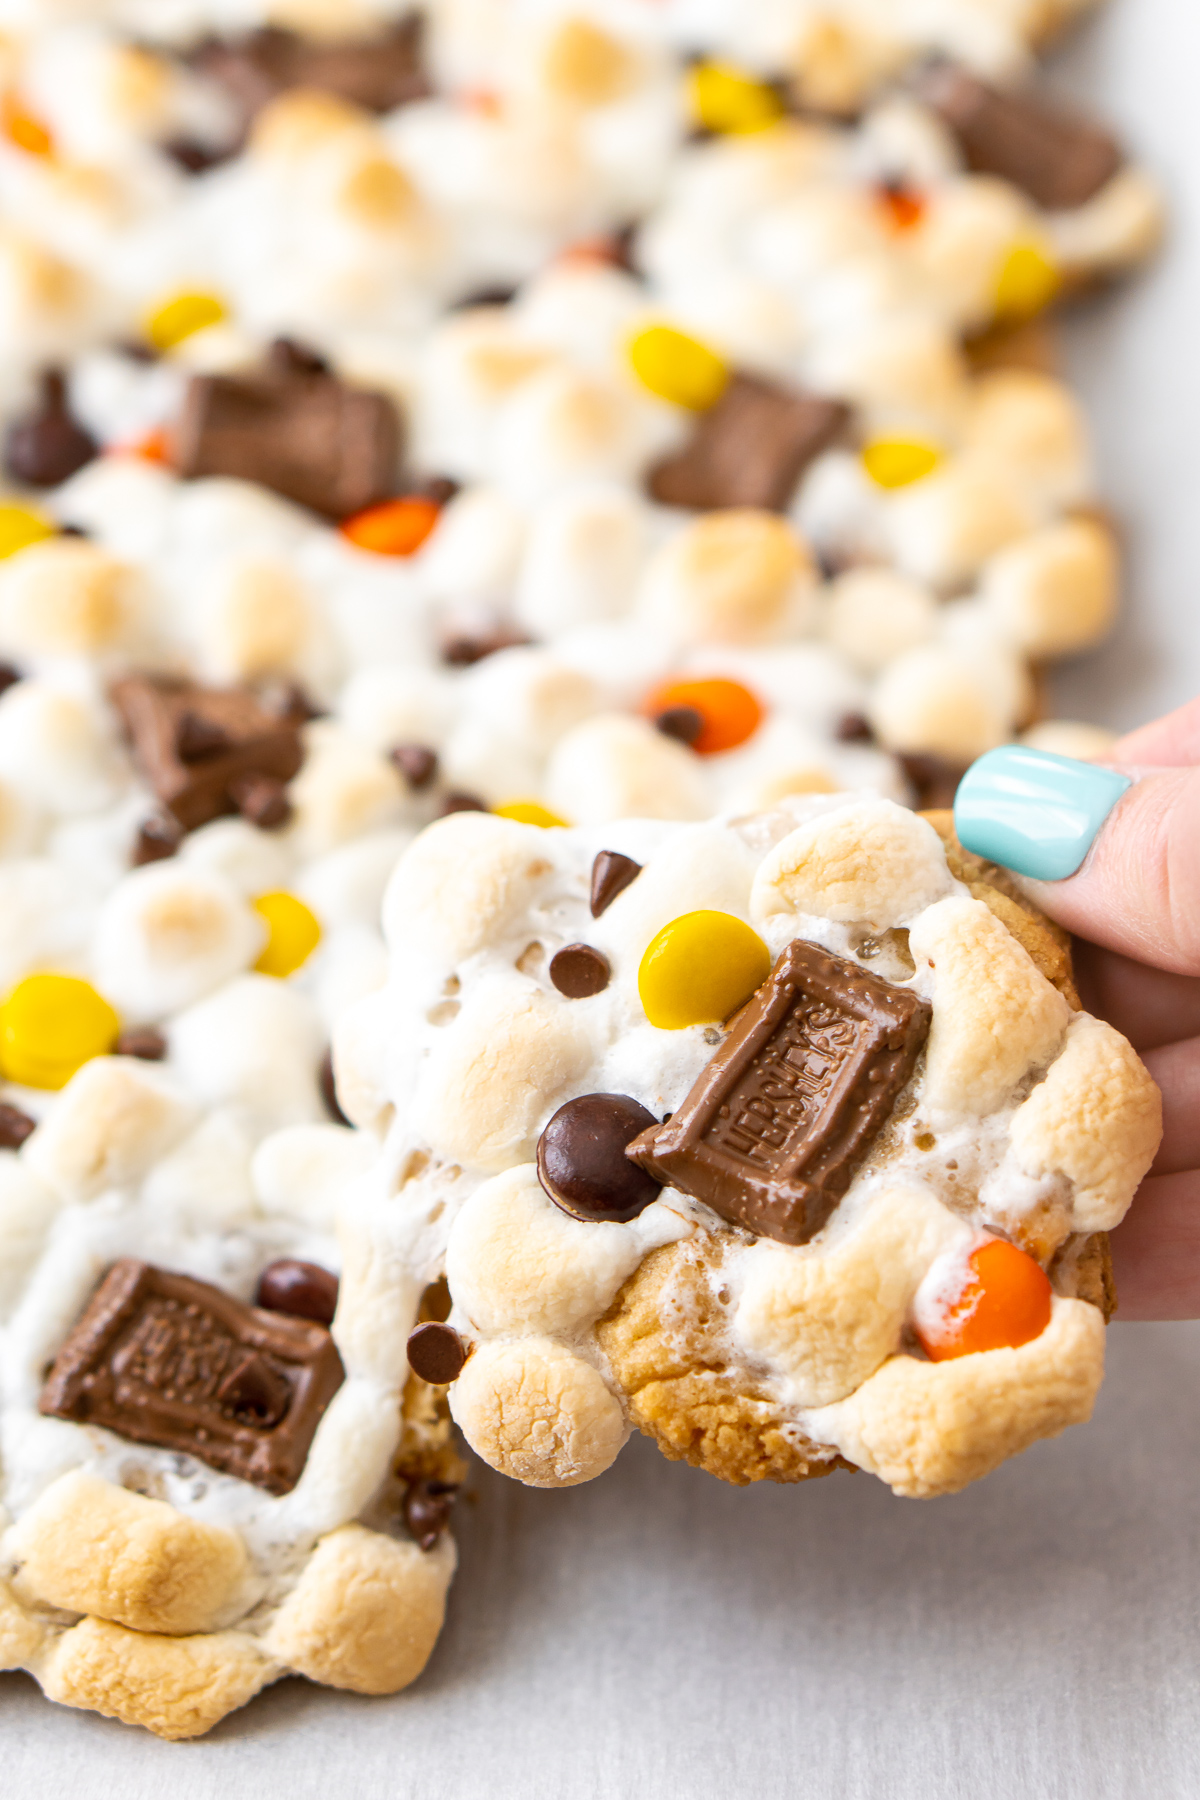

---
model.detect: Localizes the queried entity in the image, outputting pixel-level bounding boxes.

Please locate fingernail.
[953,746,1131,880]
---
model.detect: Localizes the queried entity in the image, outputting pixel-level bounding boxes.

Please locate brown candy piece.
[403,1478,458,1552]
[438,791,488,817]
[406,1321,467,1386]
[549,944,611,999]
[835,711,874,744]
[170,347,402,520]
[255,1258,339,1327]
[0,1101,36,1149]
[627,940,932,1246]
[40,1259,345,1495]
[112,675,304,834]
[537,1094,664,1224]
[0,663,20,700]
[4,371,98,488]
[195,18,429,122]
[590,850,641,918]
[917,62,1123,211]
[648,374,849,513]
[390,743,438,790]
[115,1026,168,1062]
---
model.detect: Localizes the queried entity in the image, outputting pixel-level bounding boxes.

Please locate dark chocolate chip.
[176,709,231,761]
[115,1027,168,1062]
[438,791,488,817]
[898,753,968,811]
[255,1258,340,1328]
[549,944,611,999]
[403,1478,459,1552]
[589,850,642,918]
[453,284,518,310]
[4,371,99,489]
[228,772,292,829]
[0,1101,36,1149]
[390,743,438,790]
[653,704,704,746]
[133,813,185,866]
[194,18,429,121]
[269,336,329,377]
[57,523,89,538]
[0,663,22,699]
[406,1321,467,1385]
[537,1093,664,1223]
[161,136,232,174]
[835,711,875,743]
[217,1352,292,1426]
[319,1047,349,1126]
[439,626,532,668]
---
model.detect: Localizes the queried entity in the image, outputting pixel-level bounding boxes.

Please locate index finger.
[1113,694,1200,767]
[1073,939,1200,1051]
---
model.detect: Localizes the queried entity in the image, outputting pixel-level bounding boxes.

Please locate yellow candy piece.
[493,800,570,828]
[628,324,729,412]
[145,291,228,353]
[861,438,944,490]
[0,505,55,560]
[638,911,771,1030]
[688,61,785,136]
[0,973,120,1090]
[993,241,1060,324]
[252,892,322,979]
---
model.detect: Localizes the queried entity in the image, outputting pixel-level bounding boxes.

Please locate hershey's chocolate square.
[648,374,849,513]
[627,940,931,1245]
[170,356,402,520]
[40,1260,345,1495]
[112,674,305,832]
[918,63,1122,212]
[195,19,430,121]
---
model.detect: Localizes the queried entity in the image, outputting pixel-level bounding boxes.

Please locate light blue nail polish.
[953,746,1131,880]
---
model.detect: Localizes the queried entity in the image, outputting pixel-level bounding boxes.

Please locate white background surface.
[6,3,1200,1793]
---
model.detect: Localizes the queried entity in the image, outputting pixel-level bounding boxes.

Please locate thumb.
[953,747,1200,977]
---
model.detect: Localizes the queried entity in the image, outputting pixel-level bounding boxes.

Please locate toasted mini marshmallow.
[169,974,324,1129]
[420,486,527,605]
[92,864,265,1021]
[544,712,709,825]
[868,645,1011,760]
[963,371,1092,512]
[0,232,97,363]
[192,557,334,693]
[335,666,453,758]
[460,647,600,756]
[287,723,408,859]
[0,679,127,815]
[0,539,147,665]
[25,1057,197,1203]
[806,315,969,437]
[978,517,1118,658]
[1048,166,1166,278]
[636,511,817,645]
[492,365,655,501]
[886,460,1033,588]
[514,485,649,635]
[252,1121,374,1229]
[824,567,938,673]
[910,175,1040,329]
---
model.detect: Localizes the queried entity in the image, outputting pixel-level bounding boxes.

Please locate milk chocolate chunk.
[390,743,438,789]
[917,63,1122,211]
[112,675,304,833]
[653,704,704,746]
[40,1259,345,1495]
[538,1094,664,1223]
[648,374,849,513]
[407,1321,467,1386]
[4,371,98,488]
[590,849,641,918]
[132,812,185,865]
[549,943,610,998]
[627,941,931,1246]
[439,624,533,667]
[115,1026,168,1061]
[195,18,429,122]
[170,349,401,520]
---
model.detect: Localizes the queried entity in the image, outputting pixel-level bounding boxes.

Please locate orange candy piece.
[340,496,442,557]
[917,1238,1053,1363]
[2,93,54,158]
[876,183,925,233]
[643,677,763,756]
